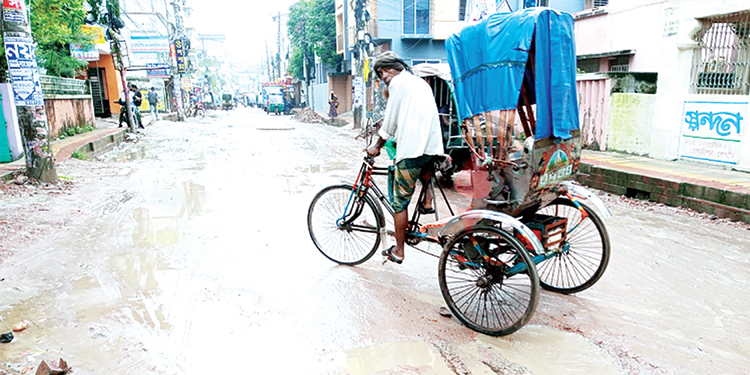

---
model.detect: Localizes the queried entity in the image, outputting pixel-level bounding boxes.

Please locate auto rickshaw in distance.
[221,94,233,111]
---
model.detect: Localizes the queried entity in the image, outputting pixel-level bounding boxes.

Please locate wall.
[574,0,667,72]
[44,96,96,138]
[311,82,329,115]
[607,93,656,155]
[90,54,123,116]
[330,74,353,113]
[650,0,750,171]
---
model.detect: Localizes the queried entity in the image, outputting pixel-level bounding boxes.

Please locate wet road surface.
[1,107,749,374]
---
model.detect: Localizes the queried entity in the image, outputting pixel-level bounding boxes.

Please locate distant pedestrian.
[147,87,159,121]
[328,91,339,119]
[129,84,144,129]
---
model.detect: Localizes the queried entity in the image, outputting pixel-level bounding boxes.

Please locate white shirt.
[378,71,444,163]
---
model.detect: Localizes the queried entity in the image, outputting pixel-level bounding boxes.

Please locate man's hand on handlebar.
[365,145,381,158]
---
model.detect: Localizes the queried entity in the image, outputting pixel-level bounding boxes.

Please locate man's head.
[129,83,138,91]
[150,87,155,91]
[373,51,409,86]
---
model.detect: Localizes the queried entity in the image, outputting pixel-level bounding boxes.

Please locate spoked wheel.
[439,226,539,336]
[307,184,383,265]
[196,109,205,119]
[535,198,611,294]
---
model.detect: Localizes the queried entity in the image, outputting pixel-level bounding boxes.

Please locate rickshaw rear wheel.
[438,225,539,336]
[535,198,611,294]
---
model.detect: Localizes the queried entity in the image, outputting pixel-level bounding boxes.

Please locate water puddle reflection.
[479,325,620,375]
[345,341,456,375]
[131,181,208,247]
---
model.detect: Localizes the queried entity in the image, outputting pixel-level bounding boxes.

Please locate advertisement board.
[3,0,27,24]
[679,100,747,165]
[4,37,44,106]
[174,40,187,74]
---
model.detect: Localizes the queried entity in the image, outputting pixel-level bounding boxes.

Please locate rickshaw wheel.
[535,198,611,294]
[438,225,539,336]
[307,185,383,265]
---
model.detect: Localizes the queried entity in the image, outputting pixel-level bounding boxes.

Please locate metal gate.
[577,76,610,150]
[87,67,111,117]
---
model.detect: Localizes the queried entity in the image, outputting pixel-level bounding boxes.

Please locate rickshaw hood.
[446,8,579,140]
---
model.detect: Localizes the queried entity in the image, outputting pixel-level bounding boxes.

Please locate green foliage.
[29,0,95,77]
[287,0,340,80]
[71,150,87,159]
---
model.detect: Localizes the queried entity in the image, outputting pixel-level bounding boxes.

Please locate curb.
[579,162,750,224]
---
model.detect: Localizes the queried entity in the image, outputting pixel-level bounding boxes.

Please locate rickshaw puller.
[366,51,445,264]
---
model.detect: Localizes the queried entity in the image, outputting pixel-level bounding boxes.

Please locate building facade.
[574,0,750,171]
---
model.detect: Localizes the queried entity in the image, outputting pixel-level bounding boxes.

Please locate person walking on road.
[328,91,339,119]
[365,51,445,264]
[147,87,159,121]
[130,84,144,129]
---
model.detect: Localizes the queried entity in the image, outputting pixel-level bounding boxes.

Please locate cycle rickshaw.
[308,8,612,336]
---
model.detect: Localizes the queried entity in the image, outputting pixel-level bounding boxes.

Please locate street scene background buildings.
[1,0,750,170]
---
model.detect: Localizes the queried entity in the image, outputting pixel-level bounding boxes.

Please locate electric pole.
[1,0,57,182]
[170,0,185,121]
[272,12,282,80]
[353,0,367,130]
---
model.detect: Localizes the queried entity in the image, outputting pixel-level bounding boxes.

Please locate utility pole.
[170,0,185,121]
[353,0,367,130]
[1,0,57,182]
[110,32,136,133]
[276,12,282,80]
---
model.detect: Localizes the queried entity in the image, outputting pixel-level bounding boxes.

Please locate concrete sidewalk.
[0,116,133,182]
[579,150,750,223]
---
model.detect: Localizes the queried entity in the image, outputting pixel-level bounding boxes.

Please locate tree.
[287,0,340,81]
[29,0,95,77]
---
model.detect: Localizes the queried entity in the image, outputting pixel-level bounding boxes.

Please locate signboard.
[181,77,192,89]
[129,35,169,53]
[174,39,187,74]
[4,37,44,106]
[70,44,99,61]
[679,101,746,164]
[82,25,106,44]
[146,63,171,78]
[3,0,27,24]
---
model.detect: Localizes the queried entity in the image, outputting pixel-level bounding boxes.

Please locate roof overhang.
[577,49,635,60]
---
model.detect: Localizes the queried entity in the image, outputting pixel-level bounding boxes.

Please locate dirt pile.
[292,108,325,124]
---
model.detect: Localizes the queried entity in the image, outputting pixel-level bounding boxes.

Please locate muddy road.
[1,107,749,374]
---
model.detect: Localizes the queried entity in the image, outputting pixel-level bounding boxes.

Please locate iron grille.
[689,10,750,95]
[593,0,608,7]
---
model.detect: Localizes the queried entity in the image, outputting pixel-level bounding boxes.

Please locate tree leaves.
[29,0,95,77]
[286,0,340,80]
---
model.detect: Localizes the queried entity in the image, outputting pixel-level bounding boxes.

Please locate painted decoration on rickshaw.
[531,138,581,190]
[679,100,746,165]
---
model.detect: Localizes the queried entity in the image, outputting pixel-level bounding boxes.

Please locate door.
[88,67,111,117]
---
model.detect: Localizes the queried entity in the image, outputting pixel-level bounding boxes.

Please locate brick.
[579,164,591,174]
[723,191,748,209]
[702,187,724,204]
[634,181,651,193]
[602,183,627,196]
[682,184,705,199]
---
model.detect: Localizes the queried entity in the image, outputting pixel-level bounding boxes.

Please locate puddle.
[478,325,620,375]
[345,341,456,375]
[131,181,208,247]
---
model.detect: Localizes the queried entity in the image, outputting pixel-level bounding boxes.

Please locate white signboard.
[679,100,747,164]
[353,77,364,109]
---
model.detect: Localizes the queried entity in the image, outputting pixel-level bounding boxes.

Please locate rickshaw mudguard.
[560,181,613,219]
[435,209,545,255]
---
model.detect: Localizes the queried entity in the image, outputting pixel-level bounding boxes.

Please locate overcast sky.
[190,0,298,67]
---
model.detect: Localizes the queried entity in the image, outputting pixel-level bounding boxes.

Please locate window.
[459,0,466,21]
[584,0,608,9]
[412,59,441,66]
[403,0,430,35]
[689,11,750,95]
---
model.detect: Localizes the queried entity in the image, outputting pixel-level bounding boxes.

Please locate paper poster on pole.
[4,37,44,106]
[3,0,27,24]
[353,77,364,109]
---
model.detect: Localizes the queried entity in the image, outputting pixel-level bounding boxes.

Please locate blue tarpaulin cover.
[445,8,579,140]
